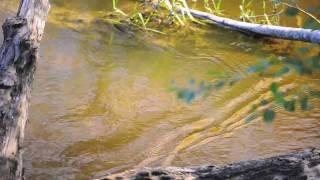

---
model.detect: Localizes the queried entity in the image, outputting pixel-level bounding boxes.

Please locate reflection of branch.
[280,2,320,25]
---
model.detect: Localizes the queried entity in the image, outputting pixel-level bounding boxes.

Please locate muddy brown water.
[0,0,319,179]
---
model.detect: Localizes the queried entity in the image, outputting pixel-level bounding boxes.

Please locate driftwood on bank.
[0,0,50,179]
[101,148,320,180]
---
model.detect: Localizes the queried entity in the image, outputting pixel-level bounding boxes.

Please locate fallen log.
[179,7,320,44]
[149,0,320,44]
[0,0,50,179]
[100,148,320,180]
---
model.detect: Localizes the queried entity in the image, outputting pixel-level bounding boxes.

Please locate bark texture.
[101,149,320,180]
[180,7,320,44]
[148,0,320,44]
[0,0,50,179]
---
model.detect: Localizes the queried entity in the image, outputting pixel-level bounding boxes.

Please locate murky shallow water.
[0,0,320,179]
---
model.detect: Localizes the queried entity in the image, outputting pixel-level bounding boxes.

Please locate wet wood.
[180,7,320,44]
[100,148,320,180]
[148,0,320,44]
[0,0,50,179]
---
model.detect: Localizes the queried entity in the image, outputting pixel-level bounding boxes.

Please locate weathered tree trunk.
[101,148,320,180]
[0,0,50,179]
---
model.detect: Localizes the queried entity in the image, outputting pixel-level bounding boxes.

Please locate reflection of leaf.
[229,74,242,86]
[270,82,286,106]
[260,99,269,106]
[275,94,285,106]
[284,100,296,112]
[285,7,299,16]
[303,18,320,29]
[317,6,320,13]
[310,91,320,98]
[270,82,278,94]
[298,47,309,54]
[300,96,309,111]
[263,109,275,123]
[207,71,227,78]
[251,104,258,111]
[311,57,320,69]
[247,66,258,73]
[246,112,258,123]
[288,60,304,74]
[246,60,270,74]
[173,80,214,104]
[273,66,290,77]
[188,79,195,85]
[177,89,196,104]
[213,80,225,90]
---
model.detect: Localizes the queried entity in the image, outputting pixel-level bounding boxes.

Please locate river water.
[0,0,319,179]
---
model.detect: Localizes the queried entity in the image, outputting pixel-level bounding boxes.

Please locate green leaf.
[263,109,276,123]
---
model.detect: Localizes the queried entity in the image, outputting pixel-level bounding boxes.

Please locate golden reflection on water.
[0,0,320,179]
